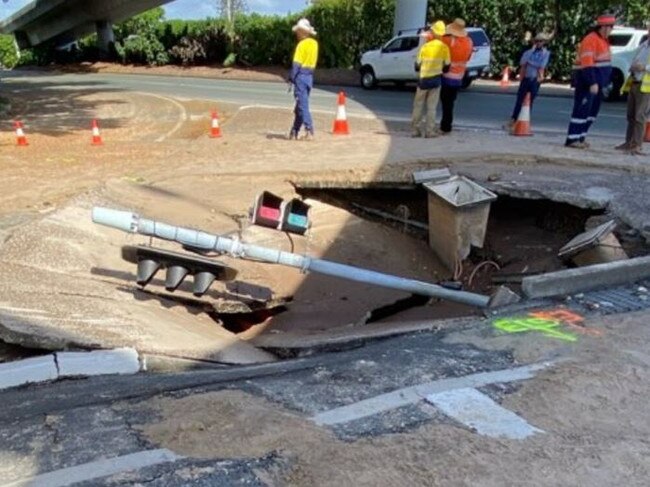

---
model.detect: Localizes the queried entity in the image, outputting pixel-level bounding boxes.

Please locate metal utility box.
[558,220,628,267]
[424,176,497,271]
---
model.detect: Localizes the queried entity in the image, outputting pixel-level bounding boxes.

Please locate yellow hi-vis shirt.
[417,39,451,79]
[293,37,319,71]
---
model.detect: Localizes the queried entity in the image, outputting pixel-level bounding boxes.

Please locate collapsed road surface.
[1,299,650,486]
[1,69,650,485]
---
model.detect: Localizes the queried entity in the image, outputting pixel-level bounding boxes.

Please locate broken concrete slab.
[425,387,543,439]
[56,348,142,377]
[0,355,57,390]
[412,168,452,185]
[0,203,276,365]
[559,220,628,266]
[522,256,650,299]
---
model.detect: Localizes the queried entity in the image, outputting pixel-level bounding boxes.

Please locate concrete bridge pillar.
[96,20,115,55]
[394,0,428,36]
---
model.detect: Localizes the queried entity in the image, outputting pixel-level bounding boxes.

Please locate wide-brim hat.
[292,18,317,35]
[446,18,468,38]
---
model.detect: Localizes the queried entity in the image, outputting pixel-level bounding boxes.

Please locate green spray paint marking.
[493,317,578,342]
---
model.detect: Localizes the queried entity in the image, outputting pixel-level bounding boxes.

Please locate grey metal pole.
[92,207,491,308]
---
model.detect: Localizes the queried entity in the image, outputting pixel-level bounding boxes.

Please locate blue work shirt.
[520,47,550,79]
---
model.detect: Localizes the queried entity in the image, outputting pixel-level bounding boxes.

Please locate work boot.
[503,119,515,131]
[424,132,440,139]
[628,145,646,156]
[565,141,586,150]
[288,130,299,140]
[615,142,630,151]
[301,131,315,141]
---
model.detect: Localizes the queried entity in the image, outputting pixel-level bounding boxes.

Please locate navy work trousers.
[291,75,314,135]
[511,77,540,121]
[566,83,602,145]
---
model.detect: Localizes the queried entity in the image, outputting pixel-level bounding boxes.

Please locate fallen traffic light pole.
[92,207,495,308]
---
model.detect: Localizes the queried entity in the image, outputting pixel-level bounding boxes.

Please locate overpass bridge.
[0,0,174,51]
[0,0,426,52]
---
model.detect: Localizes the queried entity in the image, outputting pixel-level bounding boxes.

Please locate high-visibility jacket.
[291,37,319,82]
[637,42,650,94]
[573,31,611,88]
[416,39,451,89]
[441,35,473,87]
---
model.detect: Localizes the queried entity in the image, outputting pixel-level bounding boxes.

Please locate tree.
[217,0,248,26]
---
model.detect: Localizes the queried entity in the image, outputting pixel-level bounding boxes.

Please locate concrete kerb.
[522,256,650,299]
[0,347,144,391]
[249,316,476,356]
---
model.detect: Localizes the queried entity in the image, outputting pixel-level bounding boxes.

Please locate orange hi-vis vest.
[442,35,474,86]
[573,31,611,87]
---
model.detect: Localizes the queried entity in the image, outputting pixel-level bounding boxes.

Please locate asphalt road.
[1,70,627,139]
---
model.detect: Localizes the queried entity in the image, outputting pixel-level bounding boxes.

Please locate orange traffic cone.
[332,91,350,135]
[511,93,533,136]
[14,121,28,146]
[91,119,103,146]
[645,120,650,143]
[209,110,222,138]
[500,66,511,88]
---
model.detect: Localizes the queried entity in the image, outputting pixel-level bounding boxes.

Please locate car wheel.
[360,66,377,90]
[461,76,473,89]
[606,69,624,102]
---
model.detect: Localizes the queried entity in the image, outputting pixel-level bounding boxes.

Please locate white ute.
[359,27,491,90]
[607,26,648,100]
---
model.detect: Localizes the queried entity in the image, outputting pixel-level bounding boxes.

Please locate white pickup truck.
[359,27,491,90]
[608,26,648,100]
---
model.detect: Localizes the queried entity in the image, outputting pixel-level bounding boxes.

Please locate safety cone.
[91,119,103,146]
[332,91,350,135]
[645,120,650,143]
[209,110,222,138]
[500,66,511,88]
[14,121,28,146]
[511,93,533,136]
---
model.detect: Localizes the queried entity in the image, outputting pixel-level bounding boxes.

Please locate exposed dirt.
[25,62,360,87]
[139,312,650,486]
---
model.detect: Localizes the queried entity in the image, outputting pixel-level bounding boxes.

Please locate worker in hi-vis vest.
[617,20,650,155]
[440,18,473,134]
[412,21,451,138]
[565,13,615,149]
[289,18,319,141]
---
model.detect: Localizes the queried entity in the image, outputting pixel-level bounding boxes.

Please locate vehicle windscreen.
[384,36,420,53]
[468,30,490,47]
[609,34,633,47]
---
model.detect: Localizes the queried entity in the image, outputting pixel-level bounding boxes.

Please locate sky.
[0,0,309,21]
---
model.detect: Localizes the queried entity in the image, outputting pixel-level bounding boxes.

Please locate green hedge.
[9,0,650,80]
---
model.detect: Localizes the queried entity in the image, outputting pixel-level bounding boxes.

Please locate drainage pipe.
[92,207,491,308]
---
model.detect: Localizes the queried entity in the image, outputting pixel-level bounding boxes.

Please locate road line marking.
[425,387,543,439]
[2,449,183,487]
[133,92,188,142]
[311,362,554,426]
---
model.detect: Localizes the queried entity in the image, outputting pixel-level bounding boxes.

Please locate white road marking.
[425,387,543,439]
[311,362,554,426]
[133,91,188,142]
[2,449,182,487]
